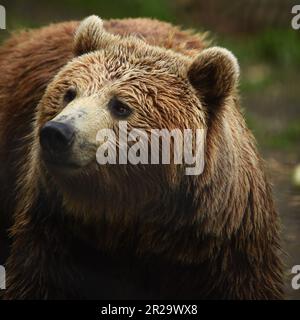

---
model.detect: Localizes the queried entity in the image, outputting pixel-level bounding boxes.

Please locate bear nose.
[40,121,75,153]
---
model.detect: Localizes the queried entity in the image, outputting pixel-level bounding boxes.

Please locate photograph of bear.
[0,16,283,299]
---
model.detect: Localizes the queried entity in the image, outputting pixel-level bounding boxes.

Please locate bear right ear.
[187,47,240,108]
[74,15,116,56]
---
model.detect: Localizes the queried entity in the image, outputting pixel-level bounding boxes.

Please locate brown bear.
[0,16,283,299]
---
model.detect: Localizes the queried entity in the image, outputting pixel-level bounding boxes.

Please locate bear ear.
[74,15,112,55]
[187,47,240,107]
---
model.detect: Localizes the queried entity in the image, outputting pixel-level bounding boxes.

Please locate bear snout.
[39,121,75,161]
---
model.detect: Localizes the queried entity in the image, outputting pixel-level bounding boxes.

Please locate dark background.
[0,0,299,299]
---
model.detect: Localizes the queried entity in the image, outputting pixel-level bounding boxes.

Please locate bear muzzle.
[39,121,76,166]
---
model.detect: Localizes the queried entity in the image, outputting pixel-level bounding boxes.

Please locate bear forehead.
[73,38,192,79]
[57,48,193,93]
[88,51,186,76]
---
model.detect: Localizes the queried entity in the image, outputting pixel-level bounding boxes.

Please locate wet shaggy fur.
[0,16,283,299]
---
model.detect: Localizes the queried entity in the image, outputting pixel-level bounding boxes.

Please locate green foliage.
[67,0,172,20]
[246,114,300,151]
[266,122,300,150]
[219,29,300,68]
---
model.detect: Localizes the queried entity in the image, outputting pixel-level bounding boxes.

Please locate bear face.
[33,16,239,223]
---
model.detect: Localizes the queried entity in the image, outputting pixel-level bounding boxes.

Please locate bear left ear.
[74,15,116,55]
[187,47,240,107]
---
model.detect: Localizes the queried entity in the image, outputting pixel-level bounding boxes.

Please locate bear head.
[33,16,239,224]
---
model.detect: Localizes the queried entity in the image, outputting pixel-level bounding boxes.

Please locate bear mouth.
[40,150,97,178]
[44,157,82,169]
[42,155,84,172]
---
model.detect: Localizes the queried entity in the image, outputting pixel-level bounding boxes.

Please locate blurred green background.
[0,0,299,299]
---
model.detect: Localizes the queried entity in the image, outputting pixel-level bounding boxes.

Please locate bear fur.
[0,16,283,299]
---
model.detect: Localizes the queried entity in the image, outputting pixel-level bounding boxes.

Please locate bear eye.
[63,87,77,104]
[108,97,132,118]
